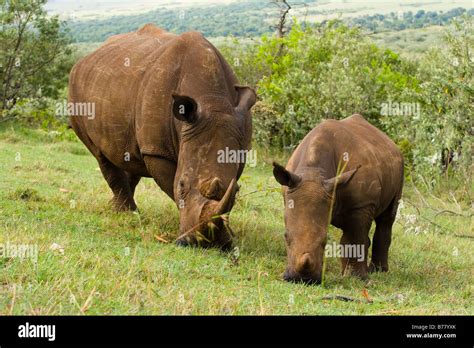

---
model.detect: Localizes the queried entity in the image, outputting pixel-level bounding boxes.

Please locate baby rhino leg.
[340,209,373,280]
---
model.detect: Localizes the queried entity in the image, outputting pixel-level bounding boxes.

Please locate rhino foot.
[111,197,137,212]
[369,261,389,273]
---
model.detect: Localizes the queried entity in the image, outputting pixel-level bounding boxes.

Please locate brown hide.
[69,24,256,249]
[273,114,404,284]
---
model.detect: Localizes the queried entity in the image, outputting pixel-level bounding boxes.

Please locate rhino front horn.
[215,178,238,216]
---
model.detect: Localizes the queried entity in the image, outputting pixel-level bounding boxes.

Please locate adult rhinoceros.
[68,24,256,250]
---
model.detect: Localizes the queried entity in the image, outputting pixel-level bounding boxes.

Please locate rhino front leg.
[127,173,142,198]
[340,211,373,280]
[97,154,138,211]
[142,155,176,200]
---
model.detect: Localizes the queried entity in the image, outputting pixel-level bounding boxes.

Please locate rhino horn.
[215,178,238,216]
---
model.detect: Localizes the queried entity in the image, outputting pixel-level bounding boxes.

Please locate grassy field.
[0,125,472,315]
[371,25,447,57]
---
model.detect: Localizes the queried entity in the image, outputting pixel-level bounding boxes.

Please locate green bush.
[224,20,419,147]
[381,15,473,182]
[219,16,472,186]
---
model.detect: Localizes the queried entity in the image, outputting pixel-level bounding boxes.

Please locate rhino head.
[172,86,256,250]
[273,162,359,284]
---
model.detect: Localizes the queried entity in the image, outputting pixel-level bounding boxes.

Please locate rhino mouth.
[176,179,238,250]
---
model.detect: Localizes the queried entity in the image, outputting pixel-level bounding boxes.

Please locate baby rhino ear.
[323,165,361,193]
[273,162,301,188]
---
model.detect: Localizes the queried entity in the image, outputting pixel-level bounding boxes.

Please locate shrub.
[220,16,472,186]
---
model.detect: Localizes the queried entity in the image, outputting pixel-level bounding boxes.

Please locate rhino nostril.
[283,268,322,285]
[283,269,294,282]
[175,238,189,247]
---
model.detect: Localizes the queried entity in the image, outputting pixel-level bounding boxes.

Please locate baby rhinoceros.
[273,114,404,284]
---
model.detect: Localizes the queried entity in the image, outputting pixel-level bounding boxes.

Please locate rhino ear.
[323,165,361,193]
[172,94,198,123]
[273,162,301,188]
[235,85,256,113]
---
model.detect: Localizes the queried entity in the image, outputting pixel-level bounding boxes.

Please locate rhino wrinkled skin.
[273,114,404,284]
[68,24,256,250]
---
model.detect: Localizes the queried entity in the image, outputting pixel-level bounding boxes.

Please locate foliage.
[3,92,69,131]
[218,37,265,88]
[0,0,74,114]
[224,20,418,147]
[3,1,471,186]
[382,14,473,182]
[66,2,473,43]
[0,2,471,315]
[220,16,472,184]
[67,1,278,43]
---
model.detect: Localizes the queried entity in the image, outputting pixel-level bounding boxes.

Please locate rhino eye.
[178,180,187,198]
[284,232,291,244]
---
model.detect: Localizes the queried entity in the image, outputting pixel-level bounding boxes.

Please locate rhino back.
[69,25,182,170]
[339,114,403,192]
[68,24,239,171]
[291,114,403,216]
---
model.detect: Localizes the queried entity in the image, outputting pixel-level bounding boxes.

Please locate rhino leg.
[127,173,141,198]
[142,155,176,200]
[370,197,399,273]
[97,154,138,211]
[340,210,373,280]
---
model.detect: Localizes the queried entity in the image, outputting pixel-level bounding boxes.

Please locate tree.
[0,0,73,112]
[272,0,291,38]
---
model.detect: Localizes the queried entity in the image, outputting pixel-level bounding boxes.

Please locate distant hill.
[66,1,287,42]
[46,0,239,20]
[64,0,473,43]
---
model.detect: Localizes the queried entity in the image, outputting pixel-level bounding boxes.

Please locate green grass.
[0,124,472,315]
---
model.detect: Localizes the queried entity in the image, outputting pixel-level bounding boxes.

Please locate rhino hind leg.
[370,197,399,273]
[97,154,138,211]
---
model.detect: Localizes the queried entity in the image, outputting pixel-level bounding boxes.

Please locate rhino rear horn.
[215,178,238,216]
